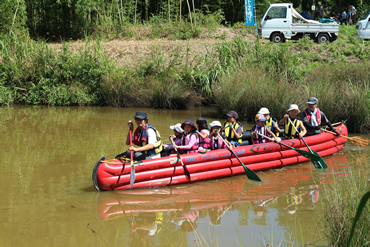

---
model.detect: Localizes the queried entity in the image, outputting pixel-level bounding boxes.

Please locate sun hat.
[225,110,239,119]
[133,111,147,120]
[258,107,270,115]
[287,104,300,113]
[170,123,184,133]
[306,97,319,105]
[255,114,267,121]
[181,119,197,130]
[210,120,222,128]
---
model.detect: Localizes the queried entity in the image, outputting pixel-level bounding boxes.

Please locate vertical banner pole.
[245,0,258,42]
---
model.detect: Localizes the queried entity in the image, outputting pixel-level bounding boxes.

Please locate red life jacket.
[305,108,321,125]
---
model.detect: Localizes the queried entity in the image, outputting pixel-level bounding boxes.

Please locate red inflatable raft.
[93,124,348,191]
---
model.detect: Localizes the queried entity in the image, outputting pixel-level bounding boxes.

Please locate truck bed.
[291,23,339,33]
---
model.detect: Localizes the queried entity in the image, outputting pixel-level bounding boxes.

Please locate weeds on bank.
[321,163,370,246]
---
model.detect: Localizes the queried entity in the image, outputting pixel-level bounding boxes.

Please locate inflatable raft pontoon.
[93,123,348,191]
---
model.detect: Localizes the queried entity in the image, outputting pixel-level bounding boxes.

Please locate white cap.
[287,104,300,113]
[170,123,184,133]
[210,121,222,128]
[258,107,270,115]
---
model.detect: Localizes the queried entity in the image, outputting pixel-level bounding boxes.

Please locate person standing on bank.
[123,111,163,160]
[301,97,340,136]
[223,111,243,147]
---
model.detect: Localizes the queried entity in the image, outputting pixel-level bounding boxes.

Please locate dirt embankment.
[48,28,257,67]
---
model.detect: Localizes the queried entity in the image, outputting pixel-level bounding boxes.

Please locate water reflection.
[1,105,368,246]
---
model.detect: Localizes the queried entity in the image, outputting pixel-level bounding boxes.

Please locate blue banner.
[245,0,255,26]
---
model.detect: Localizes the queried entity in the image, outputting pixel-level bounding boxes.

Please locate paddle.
[129,124,135,190]
[170,137,191,181]
[215,130,262,182]
[322,128,369,148]
[287,117,327,169]
[256,131,321,162]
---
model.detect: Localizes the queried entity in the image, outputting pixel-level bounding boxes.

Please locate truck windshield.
[266,7,287,19]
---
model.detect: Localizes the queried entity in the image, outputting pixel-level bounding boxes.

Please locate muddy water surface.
[0,105,369,246]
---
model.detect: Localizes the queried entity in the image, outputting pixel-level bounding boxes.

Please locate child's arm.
[299,121,307,138]
[278,114,288,126]
[197,130,208,139]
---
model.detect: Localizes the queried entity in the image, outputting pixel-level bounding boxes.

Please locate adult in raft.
[223,110,243,147]
[301,97,340,136]
[122,111,163,160]
[172,120,199,154]
[278,104,307,140]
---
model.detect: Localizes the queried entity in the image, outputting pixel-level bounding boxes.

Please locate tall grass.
[1,25,370,132]
[321,163,370,246]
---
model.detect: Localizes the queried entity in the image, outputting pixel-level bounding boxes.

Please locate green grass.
[321,162,370,246]
[1,25,370,133]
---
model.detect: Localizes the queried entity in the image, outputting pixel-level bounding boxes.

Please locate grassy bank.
[1,25,370,132]
[321,160,370,246]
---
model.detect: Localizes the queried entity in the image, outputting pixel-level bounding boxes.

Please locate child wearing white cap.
[278,104,307,140]
[208,121,232,150]
[258,107,281,136]
[163,123,184,155]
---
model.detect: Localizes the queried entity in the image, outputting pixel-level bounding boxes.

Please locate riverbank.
[1,25,370,133]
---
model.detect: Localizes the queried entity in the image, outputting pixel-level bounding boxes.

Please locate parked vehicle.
[259,3,339,43]
[356,12,370,40]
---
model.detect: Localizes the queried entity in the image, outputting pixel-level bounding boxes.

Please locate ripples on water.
[0,105,368,246]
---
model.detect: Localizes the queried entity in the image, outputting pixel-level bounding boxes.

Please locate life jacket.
[133,124,163,155]
[284,118,301,139]
[265,116,279,137]
[223,122,243,144]
[210,135,227,150]
[251,125,269,144]
[305,108,321,125]
[198,129,211,149]
[180,132,199,154]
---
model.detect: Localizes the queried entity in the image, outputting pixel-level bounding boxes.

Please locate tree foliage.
[0,0,369,39]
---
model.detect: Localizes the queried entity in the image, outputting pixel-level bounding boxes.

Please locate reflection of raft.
[95,152,348,221]
[93,124,348,191]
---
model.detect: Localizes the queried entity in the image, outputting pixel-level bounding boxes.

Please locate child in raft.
[208,121,232,150]
[258,107,281,136]
[196,117,211,150]
[163,123,184,155]
[251,114,280,144]
[223,110,243,147]
[172,120,199,154]
[278,104,307,140]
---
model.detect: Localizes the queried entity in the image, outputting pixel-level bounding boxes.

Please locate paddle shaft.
[129,124,135,190]
[170,138,191,180]
[216,131,262,182]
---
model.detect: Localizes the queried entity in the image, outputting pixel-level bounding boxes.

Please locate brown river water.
[0,105,369,247]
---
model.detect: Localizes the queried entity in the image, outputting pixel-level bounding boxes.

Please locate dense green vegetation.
[321,160,370,246]
[1,25,370,133]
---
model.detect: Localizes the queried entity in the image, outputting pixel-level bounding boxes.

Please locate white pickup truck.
[356,12,370,40]
[259,3,339,43]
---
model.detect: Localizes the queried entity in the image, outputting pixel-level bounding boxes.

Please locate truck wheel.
[271,33,284,43]
[317,33,329,43]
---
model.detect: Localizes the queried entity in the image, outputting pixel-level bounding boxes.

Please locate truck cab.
[356,12,370,40]
[260,3,292,42]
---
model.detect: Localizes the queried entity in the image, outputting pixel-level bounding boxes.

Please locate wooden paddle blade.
[349,136,370,148]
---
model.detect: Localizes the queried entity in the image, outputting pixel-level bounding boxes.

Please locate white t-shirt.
[147,128,161,159]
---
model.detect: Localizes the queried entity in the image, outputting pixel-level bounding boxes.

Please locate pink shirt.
[177,132,199,153]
